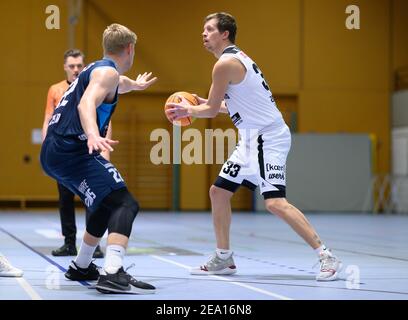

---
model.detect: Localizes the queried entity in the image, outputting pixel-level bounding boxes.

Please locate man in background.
[42,49,104,258]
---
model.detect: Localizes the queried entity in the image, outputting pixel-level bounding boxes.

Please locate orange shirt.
[44,80,69,118]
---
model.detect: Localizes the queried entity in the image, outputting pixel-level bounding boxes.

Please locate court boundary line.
[135,274,408,297]
[15,277,42,300]
[150,254,293,300]
[0,227,90,289]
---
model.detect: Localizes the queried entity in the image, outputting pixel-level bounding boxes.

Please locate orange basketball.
[164,91,198,126]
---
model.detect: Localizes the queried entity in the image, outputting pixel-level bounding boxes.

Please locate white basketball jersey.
[220,46,286,133]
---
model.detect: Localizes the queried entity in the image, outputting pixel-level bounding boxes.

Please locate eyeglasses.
[67,64,84,69]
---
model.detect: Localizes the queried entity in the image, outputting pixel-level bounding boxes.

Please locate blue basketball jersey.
[47,58,119,140]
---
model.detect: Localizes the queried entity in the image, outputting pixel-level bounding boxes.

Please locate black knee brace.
[107,190,139,237]
[86,188,139,238]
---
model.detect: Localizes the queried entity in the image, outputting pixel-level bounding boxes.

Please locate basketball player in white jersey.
[166,12,342,281]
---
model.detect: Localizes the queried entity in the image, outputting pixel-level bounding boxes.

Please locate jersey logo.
[231,112,243,126]
[239,51,248,58]
[78,179,96,207]
[223,46,240,54]
[48,113,61,126]
[78,134,87,141]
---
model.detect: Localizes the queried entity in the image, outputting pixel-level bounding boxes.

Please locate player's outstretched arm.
[118,72,157,94]
[78,67,119,154]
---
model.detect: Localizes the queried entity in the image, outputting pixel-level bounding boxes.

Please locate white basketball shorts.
[214,125,291,199]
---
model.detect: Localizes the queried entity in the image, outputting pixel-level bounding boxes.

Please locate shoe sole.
[95,284,156,295]
[316,272,338,281]
[65,276,99,281]
[0,273,23,277]
[190,268,237,275]
[65,274,99,281]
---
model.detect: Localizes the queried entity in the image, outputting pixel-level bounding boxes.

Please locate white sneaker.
[190,252,237,275]
[316,249,342,281]
[0,256,24,277]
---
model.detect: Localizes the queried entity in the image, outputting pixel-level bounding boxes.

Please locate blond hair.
[103,23,137,55]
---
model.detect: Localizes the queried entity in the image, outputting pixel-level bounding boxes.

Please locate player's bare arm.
[165,58,243,120]
[118,72,157,94]
[193,57,245,115]
[78,67,120,154]
[193,94,229,114]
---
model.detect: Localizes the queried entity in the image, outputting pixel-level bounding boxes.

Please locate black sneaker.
[95,267,156,294]
[93,245,104,259]
[51,244,77,256]
[65,261,100,281]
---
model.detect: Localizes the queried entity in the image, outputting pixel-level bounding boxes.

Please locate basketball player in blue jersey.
[41,23,157,294]
[166,12,342,281]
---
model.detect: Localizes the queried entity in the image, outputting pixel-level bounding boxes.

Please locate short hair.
[63,49,85,63]
[205,12,237,43]
[103,23,137,55]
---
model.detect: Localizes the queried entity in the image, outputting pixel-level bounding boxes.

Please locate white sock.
[74,241,97,268]
[314,245,327,257]
[104,245,125,274]
[216,248,233,260]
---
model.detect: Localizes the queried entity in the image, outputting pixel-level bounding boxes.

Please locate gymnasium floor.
[0,211,407,300]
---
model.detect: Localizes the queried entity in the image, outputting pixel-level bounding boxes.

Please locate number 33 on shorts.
[222,161,241,178]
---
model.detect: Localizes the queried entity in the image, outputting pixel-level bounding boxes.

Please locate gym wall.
[0,0,406,210]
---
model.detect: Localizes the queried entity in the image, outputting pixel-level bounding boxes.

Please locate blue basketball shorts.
[40,134,126,212]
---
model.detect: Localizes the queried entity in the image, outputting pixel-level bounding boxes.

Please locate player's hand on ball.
[192,94,207,105]
[165,96,191,121]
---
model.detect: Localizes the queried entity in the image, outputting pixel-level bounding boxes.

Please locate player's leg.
[259,129,342,281]
[191,140,258,275]
[258,129,319,244]
[85,208,104,259]
[93,188,155,294]
[52,182,77,256]
[61,153,155,293]
[209,182,234,251]
[190,180,239,275]
[265,198,324,248]
[65,204,109,282]
[64,188,148,289]
[264,197,342,280]
[63,153,123,282]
